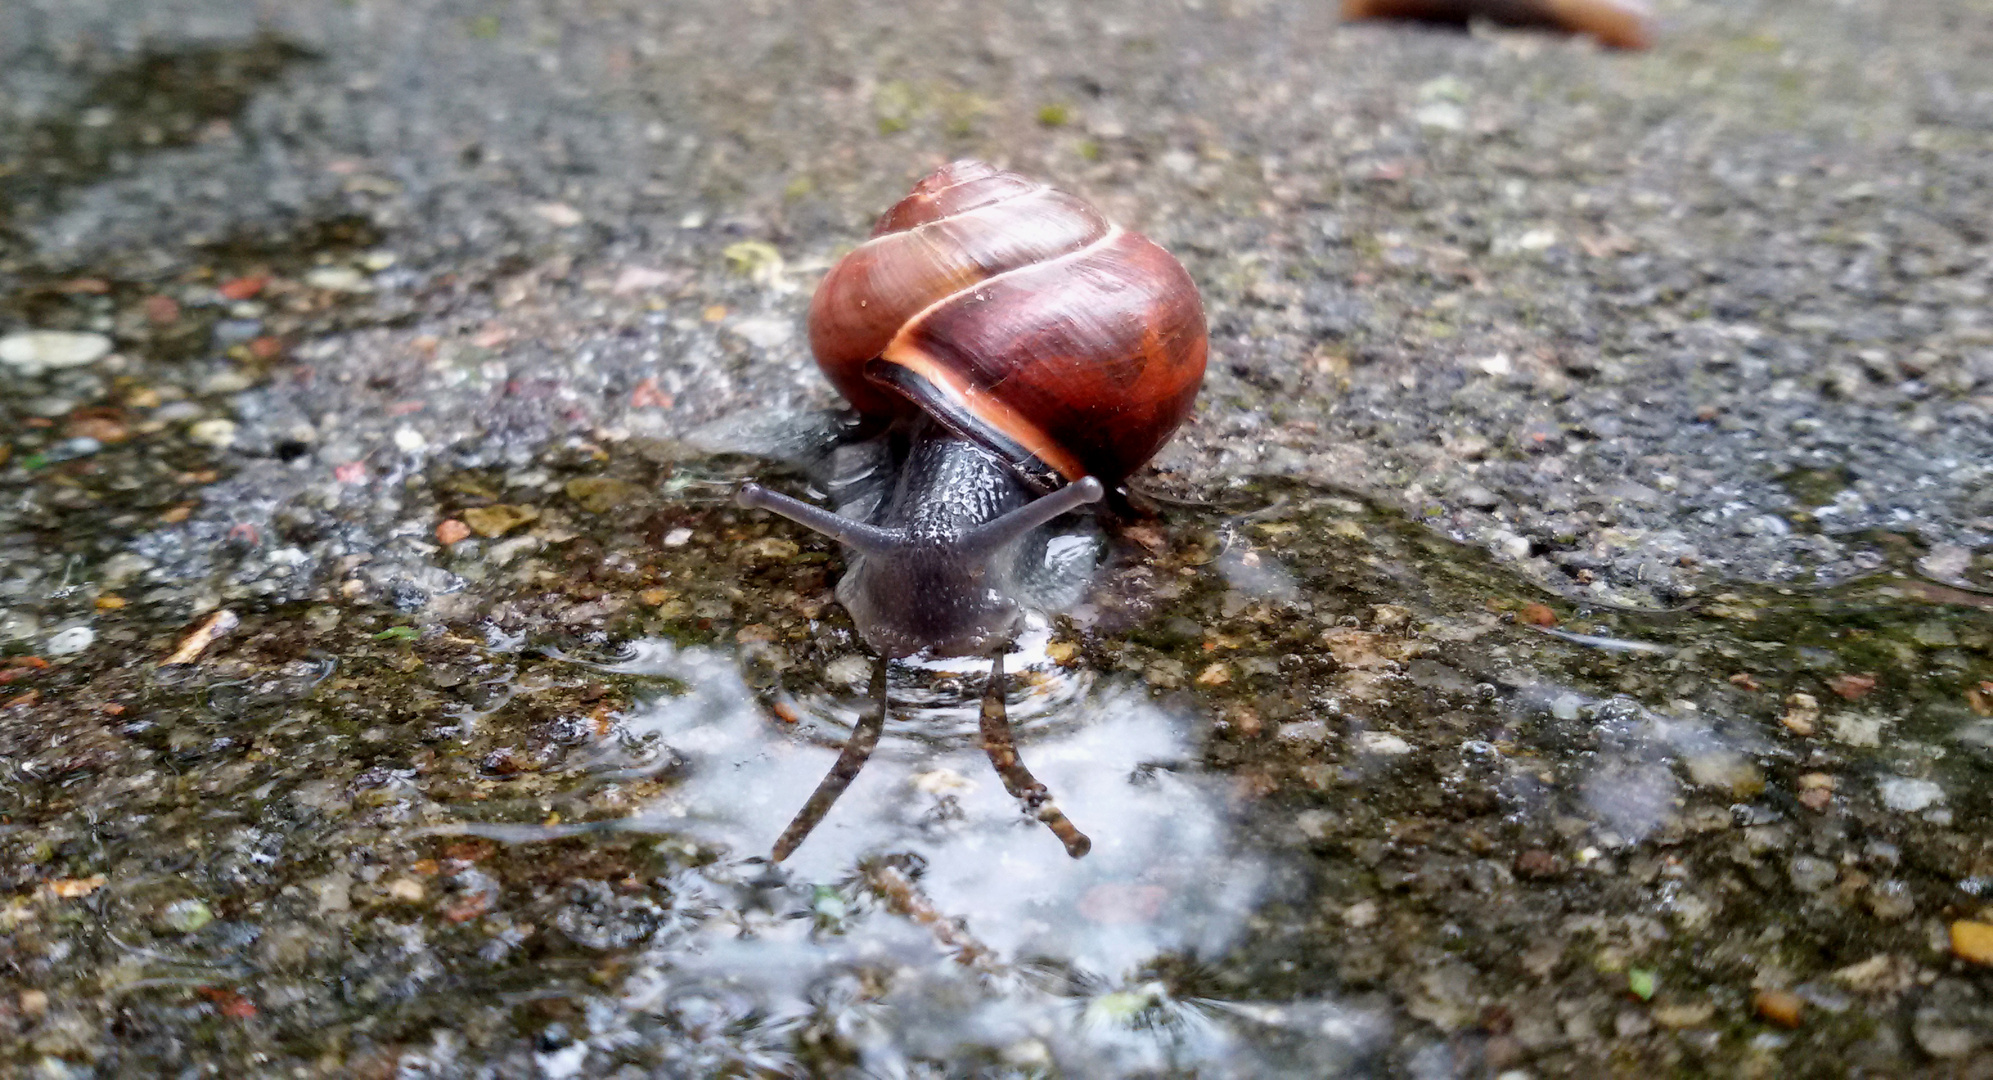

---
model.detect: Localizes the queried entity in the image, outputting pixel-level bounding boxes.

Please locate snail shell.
[1340,0,1655,50]
[808,160,1208,492]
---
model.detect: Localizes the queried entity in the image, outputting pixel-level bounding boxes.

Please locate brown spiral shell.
[807,160,1208,490]
[1339,0,1654,50]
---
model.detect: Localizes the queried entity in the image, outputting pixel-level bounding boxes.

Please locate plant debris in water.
[2,454,1989,1075]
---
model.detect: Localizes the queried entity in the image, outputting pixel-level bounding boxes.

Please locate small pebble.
[187,418,239,447]
[0,330,113,373]
[45,626,95,656]
[1827,673,1877,700]
[1788,856,1838,893]
[461,504,539,537]
[1413,101,1466,132]
[201,370,255,394]
[154,401,204,423]
[217,274,270,301]
[1864,880,1918,921]
[662,527,694,547]
[532,202,585,227]
[728,316,794,350]
[1949,921,1993,967]
[1754,989,1805,1028]
[1652,1001,1716,1029]
[565,477,643,513]
[47,437,103,462]
[1877,776,1944,813]
[158,898,214,933]
[211,319,263,347]
[1342,899,1380,927]
[65,415,129,443]
[304,265,370,292]
[1780,692,1820,736]
[612,266,677,294]
[1356,731,1413,755]
[1514,849,1562,879]
[436,519,472,546]
[143,295,181,325]
[749,537,800,561]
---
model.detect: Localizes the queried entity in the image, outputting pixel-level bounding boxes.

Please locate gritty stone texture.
[2,1,1992,1077]
[2,0,1990,619]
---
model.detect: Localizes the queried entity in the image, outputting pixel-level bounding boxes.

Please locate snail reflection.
[730,160,1209,861]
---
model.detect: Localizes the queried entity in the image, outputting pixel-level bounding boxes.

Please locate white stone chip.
[0,330,113,374]
[45,626,95,656]
[187,418,239,447]
[1877,777,1944,813]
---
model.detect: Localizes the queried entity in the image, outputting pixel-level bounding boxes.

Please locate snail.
[735,160,1208,861]
[1340,0,1655,49]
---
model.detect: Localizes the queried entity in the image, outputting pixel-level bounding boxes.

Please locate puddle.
[427,638,1359,1076]
[0,457,1989,1076]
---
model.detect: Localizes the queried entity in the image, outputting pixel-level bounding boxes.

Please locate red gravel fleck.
[1826,673,1877,701]
[436,519,471,546]
[442,839,496,863]
[143,295,182,325]
[65,412,130,443]
[1519,603,1557,627]
[56,278,112,294]
[1967,681,1992,717]
[247,336,285,361]
[1515,849,1563,878]
[334,462,368,484]
[197,987,258,1019]
[218,274,270,301]
[442,892,492,923]
[1121,523,1168,554]
[630,377,674,409]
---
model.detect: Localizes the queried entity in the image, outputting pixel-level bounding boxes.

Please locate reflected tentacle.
[980,651,1092,858]
[772,656,889,862]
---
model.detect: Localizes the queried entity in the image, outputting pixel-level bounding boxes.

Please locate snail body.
[741,160,1208,659]
[738,161,1206,861]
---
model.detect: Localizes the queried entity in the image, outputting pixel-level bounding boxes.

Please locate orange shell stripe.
[874,340,1088,484]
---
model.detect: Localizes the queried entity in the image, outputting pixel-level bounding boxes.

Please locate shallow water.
[6,456,1989,1076]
